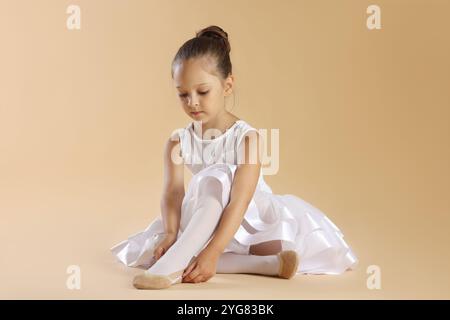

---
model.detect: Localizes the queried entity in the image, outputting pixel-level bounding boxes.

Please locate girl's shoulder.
[169,122,192,141]
[234,119,256,131]
[233,120,261,148]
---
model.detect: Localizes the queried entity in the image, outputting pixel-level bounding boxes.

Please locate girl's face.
[172,57,233,124]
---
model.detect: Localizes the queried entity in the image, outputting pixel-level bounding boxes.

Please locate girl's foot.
[277,250,300,279]
[133,256,197,289]
[133,269,183,290]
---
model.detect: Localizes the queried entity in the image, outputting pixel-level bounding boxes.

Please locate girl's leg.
[249,240,283,256]
[216,252,280,276]
[216,240,282,276]
[144,177,224,277]
[216,240,300,277]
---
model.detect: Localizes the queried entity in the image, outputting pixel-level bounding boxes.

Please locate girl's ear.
[225,85,233,96]
[224,75,234,96]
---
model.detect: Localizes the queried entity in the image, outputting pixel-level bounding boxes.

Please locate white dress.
[111,119,359,275]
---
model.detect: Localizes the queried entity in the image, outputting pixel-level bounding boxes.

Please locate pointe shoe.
[133,269,183,290]
[277,250,300,279]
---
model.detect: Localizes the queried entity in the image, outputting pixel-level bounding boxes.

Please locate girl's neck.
[195,112,240,139]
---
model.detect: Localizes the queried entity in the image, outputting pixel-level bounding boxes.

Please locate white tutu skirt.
[111,163,359,275]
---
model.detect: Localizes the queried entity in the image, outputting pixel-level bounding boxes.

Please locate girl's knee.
[198,176,223,197]
[249,240,283,256]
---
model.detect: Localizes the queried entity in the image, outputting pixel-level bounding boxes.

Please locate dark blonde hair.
[171,25,232,80]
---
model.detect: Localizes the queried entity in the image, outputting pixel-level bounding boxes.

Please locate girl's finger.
[182,260,197,278]
[184,265,200,282]
[192,274,205,283]
[153,247,162,259]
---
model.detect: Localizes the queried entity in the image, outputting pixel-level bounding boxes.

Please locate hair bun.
[196,25,230,53]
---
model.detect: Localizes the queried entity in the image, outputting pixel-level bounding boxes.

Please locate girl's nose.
[187,97,199,106]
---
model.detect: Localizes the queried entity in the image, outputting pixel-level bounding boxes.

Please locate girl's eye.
[178,91,209,98]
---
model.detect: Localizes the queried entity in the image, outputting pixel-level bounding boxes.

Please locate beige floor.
[2,181,449,300]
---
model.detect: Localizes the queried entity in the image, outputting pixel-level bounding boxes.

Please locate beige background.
[1,0,449,299]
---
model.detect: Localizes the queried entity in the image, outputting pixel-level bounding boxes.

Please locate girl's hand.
[182,248,220,283]
[153,233,178,260]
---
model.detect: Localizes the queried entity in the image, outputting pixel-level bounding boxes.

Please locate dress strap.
[172,124,191,159]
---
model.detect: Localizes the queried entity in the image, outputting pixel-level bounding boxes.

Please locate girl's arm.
[160,135,185,237]
[205,130,261,255]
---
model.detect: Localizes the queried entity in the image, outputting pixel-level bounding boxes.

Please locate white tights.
[216,253,279,276]
[146,176,279,277]
[147,177,224,275]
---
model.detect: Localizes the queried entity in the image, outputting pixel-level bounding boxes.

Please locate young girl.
[111,25,358,290]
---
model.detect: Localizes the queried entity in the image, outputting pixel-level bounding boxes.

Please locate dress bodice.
[175,120,258,174]
[173,119,271,193]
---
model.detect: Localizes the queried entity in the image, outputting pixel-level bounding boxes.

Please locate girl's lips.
[191,111,204,116]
